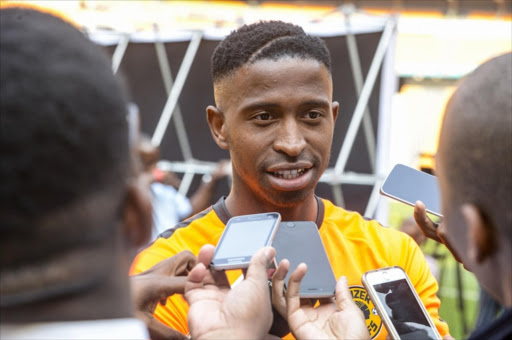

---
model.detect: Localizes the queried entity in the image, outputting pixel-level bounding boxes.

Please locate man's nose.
[272,121,307,157]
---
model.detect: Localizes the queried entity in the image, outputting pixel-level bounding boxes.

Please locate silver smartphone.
[380,163,442,217]
[272,221,336,298]
[211,212,281,271]
[362,266,441,340]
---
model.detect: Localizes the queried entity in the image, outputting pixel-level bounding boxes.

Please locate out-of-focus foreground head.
[436,52,512,306]
[0,7,150,313]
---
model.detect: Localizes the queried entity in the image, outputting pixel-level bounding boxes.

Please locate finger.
[245,247,276,282]
[197,244,215,267]
[153,276,188,297]
[285,263,307,314]
[186,263,207,287]
[334,276,357,310]
[414,201,441,242]
[271,259,289,317]
[168,250,198,276]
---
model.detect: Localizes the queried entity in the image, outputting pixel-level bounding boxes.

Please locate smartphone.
[362,266,441,340]
[380,163,442,217]
[211,212,281,270]
[272,221,336,298]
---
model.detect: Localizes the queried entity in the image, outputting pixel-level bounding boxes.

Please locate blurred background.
[2,0,510,338]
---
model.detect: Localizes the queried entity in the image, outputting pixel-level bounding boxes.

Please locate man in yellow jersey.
[130,20,449,339]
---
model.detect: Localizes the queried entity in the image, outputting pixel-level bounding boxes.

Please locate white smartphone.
[211,212,281,271]
[272,221,336,298]
[380,163,442,217]
[362,266,441,340]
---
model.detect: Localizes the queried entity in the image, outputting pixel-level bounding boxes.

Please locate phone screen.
[373,279,438,340]
[215,219,276,259]
[381,164,442,217]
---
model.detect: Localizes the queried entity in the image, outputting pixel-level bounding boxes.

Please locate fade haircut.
[0,8,131,265]
[211,20,332,84]
[441,52,512,240]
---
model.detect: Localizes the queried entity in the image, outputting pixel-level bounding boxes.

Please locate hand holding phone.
[381,164,442,217]
[362,266,441,340]
[211,212,281,270]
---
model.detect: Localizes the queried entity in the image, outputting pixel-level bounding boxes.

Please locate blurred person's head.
[206,20,338,216]
[436,52,512,307]
[0,7,152,321]
[400,216,426,246]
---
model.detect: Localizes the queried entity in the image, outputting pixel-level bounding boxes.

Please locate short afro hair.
[0,7,130,231]
[211,21,332,83]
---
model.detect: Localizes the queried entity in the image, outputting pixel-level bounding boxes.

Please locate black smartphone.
[272,221,336,298]
[380,163,442,217]
[211,212,281,270]
[362,266,441,340]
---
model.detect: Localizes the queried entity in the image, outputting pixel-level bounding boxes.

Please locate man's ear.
[122,175,153,249]
[461,203,496,263]
[331,101,339,123]
[206,105,228,149]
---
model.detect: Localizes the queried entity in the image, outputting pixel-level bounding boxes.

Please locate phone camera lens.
[286,222,295,228]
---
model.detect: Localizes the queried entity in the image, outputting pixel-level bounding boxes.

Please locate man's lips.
[269,168,306,179]
[266,163,313,191]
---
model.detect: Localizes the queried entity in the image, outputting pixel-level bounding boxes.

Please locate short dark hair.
[0,8,130,254]
[441,52,512,239]
[211,20,332,83]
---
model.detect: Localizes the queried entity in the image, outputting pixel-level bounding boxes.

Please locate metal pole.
[152,31,203,146]
[343,9,377,172]
[153,24,194,161]
[112,34,130,74]
[363,178,383,218]
[334,18,396,175]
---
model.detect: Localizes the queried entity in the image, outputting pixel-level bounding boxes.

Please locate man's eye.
[307,111,321,119]
[256,113,271,120]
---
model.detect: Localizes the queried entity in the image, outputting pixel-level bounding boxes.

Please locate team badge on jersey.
[350,285,382,339]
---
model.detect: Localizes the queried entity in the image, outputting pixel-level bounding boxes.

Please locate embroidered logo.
[350,285,382,339]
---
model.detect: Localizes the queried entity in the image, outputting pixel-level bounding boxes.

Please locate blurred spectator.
[0,7,197,340]
[138,134,230,240]
[400,216,440,280]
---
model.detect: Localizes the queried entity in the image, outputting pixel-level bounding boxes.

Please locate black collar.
[212,196,324,229]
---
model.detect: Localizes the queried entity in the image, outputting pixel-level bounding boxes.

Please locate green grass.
[387,202,480,339]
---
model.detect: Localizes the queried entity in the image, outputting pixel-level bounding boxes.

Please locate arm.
[130,251,197,340]
[188,160,230,215]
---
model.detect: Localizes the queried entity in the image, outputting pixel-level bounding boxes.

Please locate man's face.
[214,58,338,208]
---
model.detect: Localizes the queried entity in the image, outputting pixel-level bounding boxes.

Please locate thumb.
[334,276,356,310]
[245,246,275,282]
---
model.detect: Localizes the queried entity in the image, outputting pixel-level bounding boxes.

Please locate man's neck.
[224,192,318,222]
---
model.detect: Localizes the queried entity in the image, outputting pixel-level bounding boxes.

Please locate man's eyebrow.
[240,102,282,112]
[240,99,331,112]
[298,99,331,109]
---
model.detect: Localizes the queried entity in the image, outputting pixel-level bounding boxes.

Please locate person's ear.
[461,203,496,264]
[331,101,339,124]
[122,176,153,249]
[206,105,228,149]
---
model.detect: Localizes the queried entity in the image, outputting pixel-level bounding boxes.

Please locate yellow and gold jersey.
[130,197,449,339]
